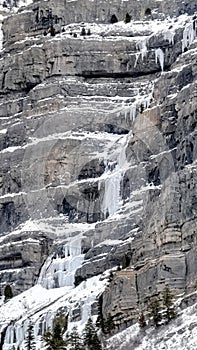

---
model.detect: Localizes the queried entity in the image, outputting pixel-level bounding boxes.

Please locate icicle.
[182,21,196,52]
[164,30,175,44]
[155,48,164,72]
[101,169,122,217]
[81,298,92,324]
[134,52,140,68]
[137,38,148,61]
[129,103,137,122]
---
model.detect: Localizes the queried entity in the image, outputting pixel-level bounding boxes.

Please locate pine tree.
[83,318,102,350]
[96,294,105,333]
[124,13,131,23]
[42,312,67,349]
[110,14,118,24]
[122,254,130,269]
[148,298,162,327]
[162,286,177,323]
[104,314,115,334]
[24,319,36,350]
[91,333,102,350]
[68,326,83,350]
[108,271,114,282]
[138,312,146,328]
[50,25,56,36]
[80,28,86,36]
[4,284,13,301]
[87,29,91,36]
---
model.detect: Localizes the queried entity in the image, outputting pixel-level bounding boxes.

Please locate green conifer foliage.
[104,314,115,334]
[110,14,118,24]
[68,326,83,350]
[122,254,130,269]
[83,318,102,350]
[4,284,13,301]
[42,312,68,349]
[24,320,36,350]
[138,312,146,328]
[162,286,177,323]
[124,13,131,23]
[148,298,162,327]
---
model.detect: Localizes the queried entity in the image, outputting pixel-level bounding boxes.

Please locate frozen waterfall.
[38,237,84,289]
[101,135,129,218]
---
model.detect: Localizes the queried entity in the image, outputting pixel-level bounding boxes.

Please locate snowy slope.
[107,295,197,350]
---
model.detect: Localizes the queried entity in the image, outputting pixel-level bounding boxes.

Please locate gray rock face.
[0,0,196,341]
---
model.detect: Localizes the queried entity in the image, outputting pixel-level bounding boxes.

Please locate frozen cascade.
[101,134,129,218]
[182,20,197,52]
[155,48,164,71]
[101,169,122,218]
[38,237,84,289]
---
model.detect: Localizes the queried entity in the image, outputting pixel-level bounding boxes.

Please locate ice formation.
[155,47,165,71]
[38,237,84,289]
[137,38,148,61]
[182,20,197,52]
[101,134,129,218]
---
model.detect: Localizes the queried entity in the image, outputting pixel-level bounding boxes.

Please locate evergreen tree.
[96,295,105,333]
[83,318,102,350]
[110,14,118,24]
[138,312,146,328]
[80,28,86,36]
[104,314,115,334]
[68,326,83,350]
[42,312,67,350]
[122,254,130,269]
[4,284,13,301]
[108,271,114,282]
[124,13,131,23]
[24,319,36,350]
[117,265,121,271]
[162,286,177,323]
[148,298,162,327]
[87,29,91,36]
[50,25,56,36]
[91,333,102,350]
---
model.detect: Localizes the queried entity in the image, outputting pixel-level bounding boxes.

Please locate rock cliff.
[0,0,196,348]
